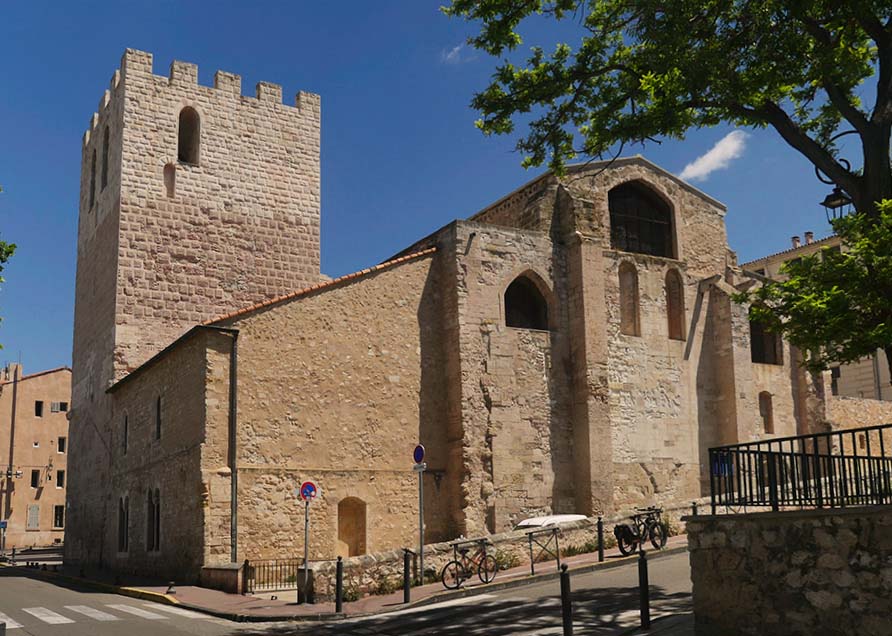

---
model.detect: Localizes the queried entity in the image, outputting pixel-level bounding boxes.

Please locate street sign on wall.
[299,481,318,502]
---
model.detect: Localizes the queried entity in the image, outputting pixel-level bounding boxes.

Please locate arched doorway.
[337,497,367,557]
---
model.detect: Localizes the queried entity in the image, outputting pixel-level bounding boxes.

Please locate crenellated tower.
[67,49,321,565]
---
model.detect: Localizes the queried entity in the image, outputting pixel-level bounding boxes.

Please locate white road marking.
[0,611,22,628]
[22,607,75,624]
[105,604,168,620]
[372,593,498,618]
[141,603,205,618]
[65,605,121,621]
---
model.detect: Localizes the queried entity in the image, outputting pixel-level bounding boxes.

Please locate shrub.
[493,550,521,570]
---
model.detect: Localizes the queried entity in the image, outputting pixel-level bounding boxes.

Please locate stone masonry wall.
[102,330,214,581]
[215,252,450,560]
[688,507,892,636]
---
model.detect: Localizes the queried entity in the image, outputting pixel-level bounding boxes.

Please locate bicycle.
[613,506,667,555]
[440,539,498,589]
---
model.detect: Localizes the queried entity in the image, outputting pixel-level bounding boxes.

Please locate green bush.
[493,550,521,570]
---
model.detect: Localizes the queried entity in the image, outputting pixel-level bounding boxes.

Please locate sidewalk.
[5,534,689,622]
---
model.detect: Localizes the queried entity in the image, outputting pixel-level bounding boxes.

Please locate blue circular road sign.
[413,444,425,464]
[299,481,318,501]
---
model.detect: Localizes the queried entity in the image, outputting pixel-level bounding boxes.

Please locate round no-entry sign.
[413,444,425,464]
[299,481,318,502]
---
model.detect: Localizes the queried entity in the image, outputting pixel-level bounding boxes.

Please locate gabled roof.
[205,247,437,326]
[0,366,71,385]
[740,234,838,267]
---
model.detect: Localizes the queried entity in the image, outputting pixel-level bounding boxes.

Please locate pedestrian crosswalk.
[0,602,210,628]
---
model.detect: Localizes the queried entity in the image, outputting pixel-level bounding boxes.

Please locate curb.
[1,543,689,624]
[167,543,690,623]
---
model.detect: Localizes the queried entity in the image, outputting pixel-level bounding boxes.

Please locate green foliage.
[736,201,892,374]
[444,1,889,196]
[493,549,521,570]
[0,184,15,348]
[372,574,401,596]
[341,583,360,603]
[561,540,599,557]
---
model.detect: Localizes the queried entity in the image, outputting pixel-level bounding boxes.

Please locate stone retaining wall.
[688,506,892,636]
[309,501,702,600]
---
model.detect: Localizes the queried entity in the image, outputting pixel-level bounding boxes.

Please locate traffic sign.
[0,520,6,529]
[413,444,425,464]
[299,481,318,502]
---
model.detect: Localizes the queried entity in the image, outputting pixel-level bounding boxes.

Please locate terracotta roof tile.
[204,247,437,326]
[0,366,71,385]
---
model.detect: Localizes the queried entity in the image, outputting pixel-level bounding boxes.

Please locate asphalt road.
[243,549,693,636]
[0,550,691,636]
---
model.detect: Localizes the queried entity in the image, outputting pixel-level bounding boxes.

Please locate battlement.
[82,48,320,149]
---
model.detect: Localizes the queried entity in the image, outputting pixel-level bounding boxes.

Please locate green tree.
[445,0,892,380]
[0,185,17,347]
[742,201,892,381]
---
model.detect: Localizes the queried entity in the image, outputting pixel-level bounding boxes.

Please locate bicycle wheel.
[650,523,667,550]
[617,528,637,556]
[477,555,498,583]
[440,560,466,590]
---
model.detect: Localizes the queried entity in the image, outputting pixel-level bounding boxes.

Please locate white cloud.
[441,43,474,65]
[679,130,749,182]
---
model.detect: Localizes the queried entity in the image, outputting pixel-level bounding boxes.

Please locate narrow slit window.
[123,414,129,454]
[155,396,162,440]
[177,107,200,165]
[56,470,65,488]
[759,392,774,434]
[35,401,43,417]
[619,262,641,336]
[89,149,97,209]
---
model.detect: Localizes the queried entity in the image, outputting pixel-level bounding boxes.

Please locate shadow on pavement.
[225,585,691,636]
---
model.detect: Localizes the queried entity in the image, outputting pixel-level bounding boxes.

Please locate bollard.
[403,549,412,604]
[1,620,5,635]
[638,550,650,630]
[692,501,699,516]
[335,556,344,614]
[166,581,176,595]
[597,516,604,563]
[528,533,535,576]
[560,564,573,636]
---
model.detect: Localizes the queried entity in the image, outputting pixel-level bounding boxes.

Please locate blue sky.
[0,1,845,372]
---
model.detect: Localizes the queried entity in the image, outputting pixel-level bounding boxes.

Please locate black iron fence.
[244,557,300,593]
[709,423,892,514]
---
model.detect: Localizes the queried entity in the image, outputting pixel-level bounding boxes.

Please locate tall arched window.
[164,163,176,198]
[147,488,161,552]
[759,392,774,434]
[118,496,129,552]
[101,126,110,190]
[89,150,97,210]
[665,269,685,340]
[504,274,549,330]
[178,107,200,165]
[609,182,675,258]
[619,262,640,336]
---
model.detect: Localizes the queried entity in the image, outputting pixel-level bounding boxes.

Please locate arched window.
[101,126,110,190]
[147,488,161,552]
[619,262,640,336]
[609,182,675,258]
[177,107,200,165]
[759,392,774,434]
[89,150,97,209]
[118,496,129,552]
[122,414,128,455]
[504,275,549,330]
[750,319,783,365]
[665,269,685,340]
[337,497,367,557]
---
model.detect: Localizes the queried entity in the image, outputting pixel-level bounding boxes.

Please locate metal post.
[417,466,425,586]
[596,517,604,563]
[554,528,561,571]
[528,533,535,575]
[767,452,780,512]
[335,556,343,613]
[560,564,573,636]
[638,550,650,629]
[692,501,698,516]
[301,500,310,604]
[403,549,411,603]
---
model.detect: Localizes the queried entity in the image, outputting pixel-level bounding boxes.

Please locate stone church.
[65,49,824,580]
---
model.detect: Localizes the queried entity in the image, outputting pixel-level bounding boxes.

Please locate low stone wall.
[200,562,244,594]
[310,500,702,600]
[687,506,892,636]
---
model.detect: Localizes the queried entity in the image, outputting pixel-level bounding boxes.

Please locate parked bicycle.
[613,506,667,555]
[440,538,498,589]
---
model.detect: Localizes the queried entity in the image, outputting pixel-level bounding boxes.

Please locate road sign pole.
[418,465,424,585]
[303,499,310,604]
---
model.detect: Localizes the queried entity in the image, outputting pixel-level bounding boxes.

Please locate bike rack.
[526,526,561,575]
[449,537,491,562]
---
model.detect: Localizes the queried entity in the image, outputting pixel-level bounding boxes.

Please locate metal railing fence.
[709,423,892,514]
[243,557,301,593]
